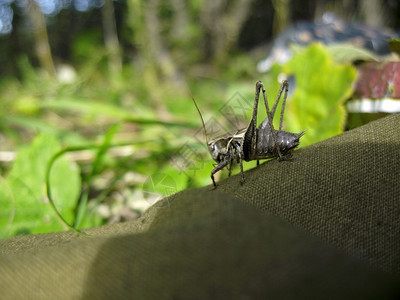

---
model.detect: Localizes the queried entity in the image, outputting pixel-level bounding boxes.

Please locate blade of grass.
[74,124,120,228]
[41,98,198,128]
[45,139,154,237]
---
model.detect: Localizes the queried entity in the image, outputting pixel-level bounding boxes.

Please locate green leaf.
[325,43,380,64]
[142,165,188,199]
[0,134,81,238]
[289,42,380,64]
[264,43,356,147]
[40,98,194,128]
[282,43,357,145]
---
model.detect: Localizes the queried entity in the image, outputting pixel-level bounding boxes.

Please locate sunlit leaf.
[325,43,380,64]
[268,43,357,146]
[0,134,81,237]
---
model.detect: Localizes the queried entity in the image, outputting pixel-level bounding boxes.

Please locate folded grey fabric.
[0,114,399,299]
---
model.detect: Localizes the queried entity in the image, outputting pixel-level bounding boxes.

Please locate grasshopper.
[193,80,306,188]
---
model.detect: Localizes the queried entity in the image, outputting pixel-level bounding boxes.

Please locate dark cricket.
[193,80,306,188]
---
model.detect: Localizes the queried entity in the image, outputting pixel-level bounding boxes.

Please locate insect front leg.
[211,159,229,188]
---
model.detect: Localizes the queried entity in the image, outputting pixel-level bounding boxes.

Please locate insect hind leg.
[259,81,283,159]
[270,80,289,132]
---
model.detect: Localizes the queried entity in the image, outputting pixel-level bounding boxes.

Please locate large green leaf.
[0,134,81,238]
[290,43,380,65]
[265,43,357,146]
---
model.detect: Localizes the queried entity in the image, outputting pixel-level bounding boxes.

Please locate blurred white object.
[56,64,77,83]
[347,99,400,113]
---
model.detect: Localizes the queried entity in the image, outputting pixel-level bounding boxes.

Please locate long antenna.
[190,94,209,144]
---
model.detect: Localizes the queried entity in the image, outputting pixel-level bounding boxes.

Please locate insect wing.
[208,128,246,144]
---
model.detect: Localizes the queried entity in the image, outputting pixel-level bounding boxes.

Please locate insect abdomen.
[251,130,304,160]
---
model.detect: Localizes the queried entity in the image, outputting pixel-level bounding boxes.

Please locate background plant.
[0,0,396,237]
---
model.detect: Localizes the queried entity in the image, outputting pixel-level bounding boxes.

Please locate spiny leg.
[259,82,283,159]
[278,80,288,131]
[270,80,289,131]
[211,156,230,188]
[234,143,245,184]
[243,82,262,161]
[239,157,244,184]
[228,158,233,177]
[249,81,262,139]
[252,82,261,127]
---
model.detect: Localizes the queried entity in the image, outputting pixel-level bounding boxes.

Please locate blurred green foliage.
[264,44,357,146]
[0,134,82,238]
[0,43,358,237]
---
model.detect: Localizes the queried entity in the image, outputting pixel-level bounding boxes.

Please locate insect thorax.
[208,135,243,163]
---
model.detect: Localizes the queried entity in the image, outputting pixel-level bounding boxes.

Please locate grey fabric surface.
[0,113,399,299]
[215,113,400,276]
